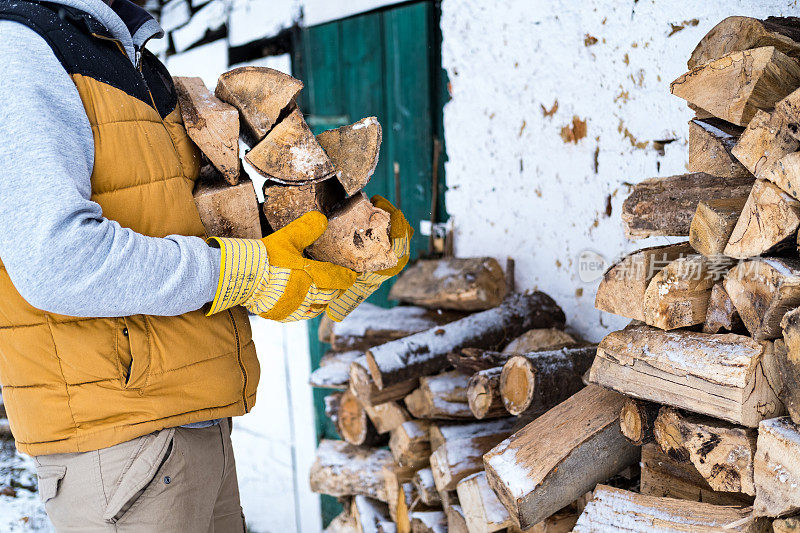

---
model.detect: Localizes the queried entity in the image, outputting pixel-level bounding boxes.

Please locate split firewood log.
[412,469,440,507]
[215,66,303,143]
[689,196,748,257]
[618,398,659,446]
[388,257,508,311]
[324,508,357,533]
[670,46,800,126]
[687,118,750,178]
[246,108,336,184]
[621,173,754,238]
[688,16,800,68]
[193,169,261,239]
[653,406,756,495]
[703,282,744,334]
[335,388,385,446]
[779,308,800,424]
[174,76,240,184]
[639,442,754,506]
[725,257,800,340]
[775,517,800,533]
[389,420,432,469]
[383,464,418,523]
[483,386,637,530]
[309,350,361,390]
[456,471,515,533]
[316,117,382,196]
[446,505,468,533]
[404,372,473,420]
[309,440,394,502]
[501,328,576,353]
[430,431,512,493]
[364,400,411,435]
[595,242,694,320]
[589,325,784,426]
[573,485,765,532]
[762,151,800,199]
[753,417,800,516]
[498,345,596,416]
[409,511,447,533]
[320,303,463,352]
[395,482,422,533]
[731,109,799,178]
[349,357,417,407]
[428,418,516,454]
[351,496,393,533]
[466,367,506,419]
[366,292,565,390]
[642,255,719,330]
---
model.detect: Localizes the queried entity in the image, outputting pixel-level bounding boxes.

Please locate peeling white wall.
[440,0,800,342]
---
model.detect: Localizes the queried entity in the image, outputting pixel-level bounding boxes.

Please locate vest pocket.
[121,316,151,389]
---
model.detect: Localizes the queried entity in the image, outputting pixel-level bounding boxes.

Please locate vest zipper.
[227,309,249,411]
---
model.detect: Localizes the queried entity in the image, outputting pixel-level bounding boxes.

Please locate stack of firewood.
[310,15,800,533]
[175,67,394,272]
[307,256,605,532]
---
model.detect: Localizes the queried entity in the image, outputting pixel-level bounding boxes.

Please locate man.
[0,0,411,530]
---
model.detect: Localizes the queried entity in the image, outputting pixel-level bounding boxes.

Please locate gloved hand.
[326,196,413,322]
[207,211,357,322]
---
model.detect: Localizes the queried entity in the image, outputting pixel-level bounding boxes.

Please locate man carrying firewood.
[0,0,411,530]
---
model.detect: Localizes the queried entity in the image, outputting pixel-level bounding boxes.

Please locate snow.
[0,440,50,532]
[352,117,378,130]
[484,443,538,499]
[760,416,800,448]
[401,420,428,440]
[694,119,735,140]
[437,418,515,443]
[171,0,227,53]
[331,303,444,339]
[308,350,361,388]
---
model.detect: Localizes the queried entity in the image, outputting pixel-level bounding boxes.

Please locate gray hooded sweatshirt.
[0,0,221,318]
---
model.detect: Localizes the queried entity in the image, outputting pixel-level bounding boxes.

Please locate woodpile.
[175,67,397,271]
[314,15,800,533]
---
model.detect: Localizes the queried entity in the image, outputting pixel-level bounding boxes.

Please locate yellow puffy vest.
[0,2,259,455]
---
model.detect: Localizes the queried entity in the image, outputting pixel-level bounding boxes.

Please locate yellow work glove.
[207,211,357,322]
[326,196,413,322]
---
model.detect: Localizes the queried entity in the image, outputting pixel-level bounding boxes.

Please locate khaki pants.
[33,418,245,533]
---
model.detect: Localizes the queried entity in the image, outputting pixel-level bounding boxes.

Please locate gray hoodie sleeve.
[0,21,222,317]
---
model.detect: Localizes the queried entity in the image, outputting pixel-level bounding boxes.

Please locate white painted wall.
[440,0,800,343]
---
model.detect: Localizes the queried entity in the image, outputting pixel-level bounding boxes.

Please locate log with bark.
[754,417,800,516]
[639,442,754,506]
[573,485,765,532]
[409,511,447,533]
[687,118,750,179]
[430,431,513,493]
[364,401,412,435]
[703,282,744,334]
[621,173,754,238]
[320,303,464,352]
[619,398,660,446]
[595,242,694,320]
[456,471,515,533]
[404,372,473,420]
[689,196,748,257]
[428,418,516,454]
[215,66,303,144]
[447,349,516,375]
[688,16,800,68]
[501,328,577,353]
[352,496,394,533]
[366,292,565,390]
[725,257,800,340]
[309,350,361,390]
[316,117,382,196]
[467,367,507,419]
[174,76,240,184]
[589,325,784,426]
[309,440,394,502]
[653,406,757,495]
[725,180,800,259]
[389,420,432,469]
[193,170,261,239]
[498,345,596,416]
[350,356,418,407]
[642,255,719,330]
[483,385,638,530]
[779,308,800,424]
[670,46,800,127]
[388,257,508,311]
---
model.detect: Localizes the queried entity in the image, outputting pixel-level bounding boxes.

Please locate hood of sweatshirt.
[41,0,163,64]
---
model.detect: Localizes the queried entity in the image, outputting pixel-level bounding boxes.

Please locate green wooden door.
[291,0,447,524]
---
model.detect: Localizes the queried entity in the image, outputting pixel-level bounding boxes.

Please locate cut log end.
[499,356,535,416]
